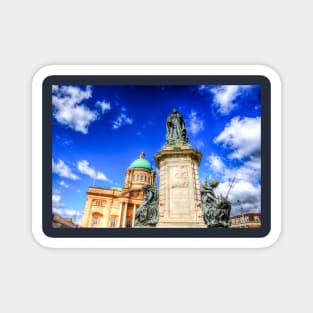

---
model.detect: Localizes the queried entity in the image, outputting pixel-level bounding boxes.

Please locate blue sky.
[52,84,261,223]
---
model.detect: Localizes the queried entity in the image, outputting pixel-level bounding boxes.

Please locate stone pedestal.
[154,142,205,227]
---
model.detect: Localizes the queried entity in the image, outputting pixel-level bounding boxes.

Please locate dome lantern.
[129,152,153,171]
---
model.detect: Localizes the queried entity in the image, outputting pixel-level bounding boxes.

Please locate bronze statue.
[135,185,159,227]
[166,108,188,143]
[200,179,232,227]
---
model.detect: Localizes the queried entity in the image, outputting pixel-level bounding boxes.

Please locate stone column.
[155,142,205,227]
[117,202,123,227]
[80,197,93,227]
[105,200,112,227]
[122,202,128,227]
[132,204,137,227]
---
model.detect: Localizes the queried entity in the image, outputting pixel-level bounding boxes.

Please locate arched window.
[92,215,99,227]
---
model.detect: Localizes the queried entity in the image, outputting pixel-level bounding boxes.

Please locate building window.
[126,218,132,228]
[245,216,249,222]
[254,216,260,222]
[136,175,139,181]
[94,200,102,206]
[92,215,99,227]
[140,175,143,181]
[144,176,147,182]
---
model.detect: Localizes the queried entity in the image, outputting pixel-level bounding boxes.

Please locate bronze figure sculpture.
[166,108,188,143]
[200,179,232,227]
[135,185,159,227]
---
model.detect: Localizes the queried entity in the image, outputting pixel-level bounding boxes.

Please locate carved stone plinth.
[154,142,205,227]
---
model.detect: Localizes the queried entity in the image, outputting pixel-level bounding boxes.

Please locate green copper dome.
[129,152,153,171]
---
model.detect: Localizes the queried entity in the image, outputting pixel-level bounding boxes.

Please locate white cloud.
[206,154,225,173]
[204,115,261,215]
[52,159,80,180]
[52,192,82,225]
[112,112,133,129]
[235,156,261,183]
[190,139,204,149]
[210,85,251,115]
[215,180,261,215]
[54,135,73,148]
[77,160,109,181]
[52,85,98,134]
[187,111,204,135]
[206,153,260,185]
[53,208,83,225]
[214,116,260,160]
[96,100,111,113]
[52,194,64,209]
[59,180,69,188]
[198,85,209,94]
[205,153,261,215]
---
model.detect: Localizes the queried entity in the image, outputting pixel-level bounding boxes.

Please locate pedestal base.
[155,142,205,228]
[157,223,207,228]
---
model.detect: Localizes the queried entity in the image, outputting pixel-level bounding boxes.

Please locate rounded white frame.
[32,65,281,248]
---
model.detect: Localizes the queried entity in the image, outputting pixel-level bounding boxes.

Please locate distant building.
[52,213,78,228]
[229,212,261,228]
[80,153,156,228]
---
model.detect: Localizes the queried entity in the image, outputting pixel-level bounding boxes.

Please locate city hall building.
[80,153,156,228]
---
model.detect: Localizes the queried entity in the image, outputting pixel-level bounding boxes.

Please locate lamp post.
[237,200,248,228]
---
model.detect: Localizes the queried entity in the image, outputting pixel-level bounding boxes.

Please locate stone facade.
[80,187,145,228]
[124,168,156,190]
[80,153,156,228]
[155,142,205,227]
[229,212,261,228]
